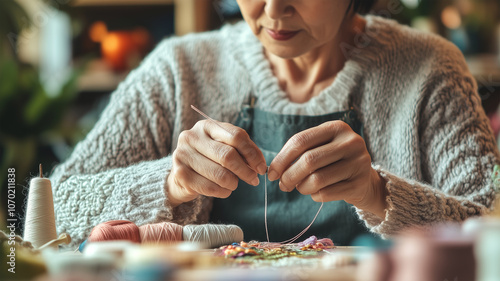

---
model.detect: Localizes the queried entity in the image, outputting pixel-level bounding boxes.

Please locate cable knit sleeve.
[50,42,205,248]
[356,64,500,238]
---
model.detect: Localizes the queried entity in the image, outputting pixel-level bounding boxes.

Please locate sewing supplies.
[38,233,71,251]
[182,224,244,248]
[462,209,500,281]
[140,221,183,243]
[89,220,141,243]
[475,220,500,281]
[191,105,325,244]
[0,230,47,279]
[24,164,58,249]
[42,248,118,281]
[217,235,335,267]
[83,240,136,261]
[87,220,243,248]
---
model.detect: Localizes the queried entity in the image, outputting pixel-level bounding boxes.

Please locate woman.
[51,0,499,247]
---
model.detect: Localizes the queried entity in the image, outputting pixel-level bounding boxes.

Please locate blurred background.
[1,0,500,233]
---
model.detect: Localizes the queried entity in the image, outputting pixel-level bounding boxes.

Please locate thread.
[39,233,72,250]
[89,220,141,243]
[23,164,58,249]
[88,220,243,248]
[264,168,324,244]
[139,222,183,243]
[183,224,244,248]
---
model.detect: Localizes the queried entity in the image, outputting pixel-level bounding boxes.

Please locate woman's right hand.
[167,120,268,207]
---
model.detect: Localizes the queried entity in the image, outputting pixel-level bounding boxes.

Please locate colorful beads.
[219,236,335,260]
[299,242,330,251]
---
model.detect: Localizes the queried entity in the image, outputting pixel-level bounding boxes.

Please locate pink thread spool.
[360,225,476,281]
[390,227,475,281]
[89,220,141,243]
[139,222,183,243]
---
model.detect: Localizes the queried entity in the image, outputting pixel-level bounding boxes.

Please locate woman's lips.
[265,29,299,41]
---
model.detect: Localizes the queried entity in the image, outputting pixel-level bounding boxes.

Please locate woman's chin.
[263,45,307,60]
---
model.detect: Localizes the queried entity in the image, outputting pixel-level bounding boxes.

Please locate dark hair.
[348,0,377,14]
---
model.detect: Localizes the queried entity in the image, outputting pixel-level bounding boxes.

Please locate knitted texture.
[50,16,500,247]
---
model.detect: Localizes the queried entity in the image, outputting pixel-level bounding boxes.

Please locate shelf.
[466,54,500,87]
[77,59,128,92]
[72,0,174,6]
[72,0,213,36]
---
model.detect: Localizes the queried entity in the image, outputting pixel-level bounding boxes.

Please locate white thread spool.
[182,224,244,248]
[473,219,500,281]
[24,164,58,249]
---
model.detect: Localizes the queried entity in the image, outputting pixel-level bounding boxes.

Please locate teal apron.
[210,105,371,246]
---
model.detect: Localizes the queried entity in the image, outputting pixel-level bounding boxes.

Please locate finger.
[309,179,359,203]
[192,136,260,187]
[174,144,239,192]
[294,158,354,194]
[202,121,268,175]
[169,163,199,201]
[279,139,353,190]
[171,160,231,199]
[269,121,351,181]
[172,162,233,199]
[187,147,240,192]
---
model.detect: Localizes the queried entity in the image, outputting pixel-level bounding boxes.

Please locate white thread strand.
[24,177,58,249]
[280,199,323,244]
[264,170,270,243]
[264,171,324,244]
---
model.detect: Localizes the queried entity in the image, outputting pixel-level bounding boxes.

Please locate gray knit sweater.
[50,16,500,248]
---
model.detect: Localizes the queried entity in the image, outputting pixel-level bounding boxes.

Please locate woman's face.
[237,0,352,59]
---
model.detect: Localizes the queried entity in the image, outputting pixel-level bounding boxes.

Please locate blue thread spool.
[79,239,87,252]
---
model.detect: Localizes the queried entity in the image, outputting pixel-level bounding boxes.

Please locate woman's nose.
[264,0,294,20]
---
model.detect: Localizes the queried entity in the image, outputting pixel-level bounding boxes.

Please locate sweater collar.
[231,16,384,116]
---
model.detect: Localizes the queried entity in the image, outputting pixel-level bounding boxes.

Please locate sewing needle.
[190,105,231,133]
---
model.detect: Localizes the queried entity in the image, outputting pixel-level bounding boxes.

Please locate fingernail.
[279,181,288,192]
[251,177,260,186]
[257,163,268,175]
[268,170,279,181]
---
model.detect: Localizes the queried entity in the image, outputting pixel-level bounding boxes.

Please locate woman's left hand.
[268,121,388,218]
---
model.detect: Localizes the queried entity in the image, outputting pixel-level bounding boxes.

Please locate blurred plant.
[0,1,81,232]
[0,0,30,57]
[0,58,79,183]
[394,0,439,25]
[394,0,500,53]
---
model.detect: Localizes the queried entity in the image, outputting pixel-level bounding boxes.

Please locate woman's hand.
[167,120,267,207]
[268,121,388,218]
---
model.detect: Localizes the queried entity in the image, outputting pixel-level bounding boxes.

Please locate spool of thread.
[183,224,244,248]
[476,220,500,281]
[88,220,140,243]
[390,225,475,281]
[88,220,243,248]
[83,240,136,260]
[24,164,58,249]
[139,222,183,243]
